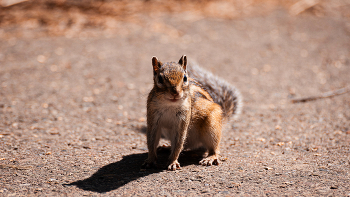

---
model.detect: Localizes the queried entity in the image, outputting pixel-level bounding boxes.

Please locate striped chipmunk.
[142,55,242,171]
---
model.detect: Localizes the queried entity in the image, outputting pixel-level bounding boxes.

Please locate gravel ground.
[0,2,350,196]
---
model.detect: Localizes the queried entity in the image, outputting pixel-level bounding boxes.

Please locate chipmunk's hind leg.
[199,104,222,166]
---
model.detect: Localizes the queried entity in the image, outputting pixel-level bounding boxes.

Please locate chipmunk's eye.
[183,75,187,82]
[158,75,164,84]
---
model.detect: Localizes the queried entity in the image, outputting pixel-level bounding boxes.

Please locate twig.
[0,164,31,170]
[289,0,320,16]
[1,0,28,7]
[291,86,350,103]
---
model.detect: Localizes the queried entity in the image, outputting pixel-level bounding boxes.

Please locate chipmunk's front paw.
[199,155,219,166]
[168,161,181,171]
[141,159,157,169]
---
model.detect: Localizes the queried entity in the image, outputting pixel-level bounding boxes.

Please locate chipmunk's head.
[152,55,189,102]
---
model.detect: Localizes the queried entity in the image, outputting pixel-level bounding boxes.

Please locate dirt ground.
[1,0,350,196]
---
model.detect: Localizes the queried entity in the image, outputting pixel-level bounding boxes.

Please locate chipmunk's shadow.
[67,147,206,193]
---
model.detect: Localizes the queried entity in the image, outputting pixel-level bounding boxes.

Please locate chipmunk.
[142,55,242,171]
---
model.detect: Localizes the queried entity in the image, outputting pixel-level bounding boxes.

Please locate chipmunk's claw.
[168,161,181,171]
[199,156,219,166]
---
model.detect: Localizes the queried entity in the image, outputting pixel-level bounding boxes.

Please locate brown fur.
[143,55,239,171]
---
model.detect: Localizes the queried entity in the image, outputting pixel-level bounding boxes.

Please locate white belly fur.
[153,97,203,150]
[154,97,189,141]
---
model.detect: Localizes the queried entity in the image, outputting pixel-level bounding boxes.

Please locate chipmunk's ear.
[152,56,162,75]
[178,55,187,71]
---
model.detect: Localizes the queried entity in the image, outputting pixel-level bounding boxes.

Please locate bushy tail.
[188,63,242,120]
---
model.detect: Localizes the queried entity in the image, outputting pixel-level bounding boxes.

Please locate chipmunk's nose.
[170,87,180,97]
[171,91,179,97]
[172,92,179,97]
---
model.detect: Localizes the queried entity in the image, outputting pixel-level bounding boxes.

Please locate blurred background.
[1,0,349,37]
